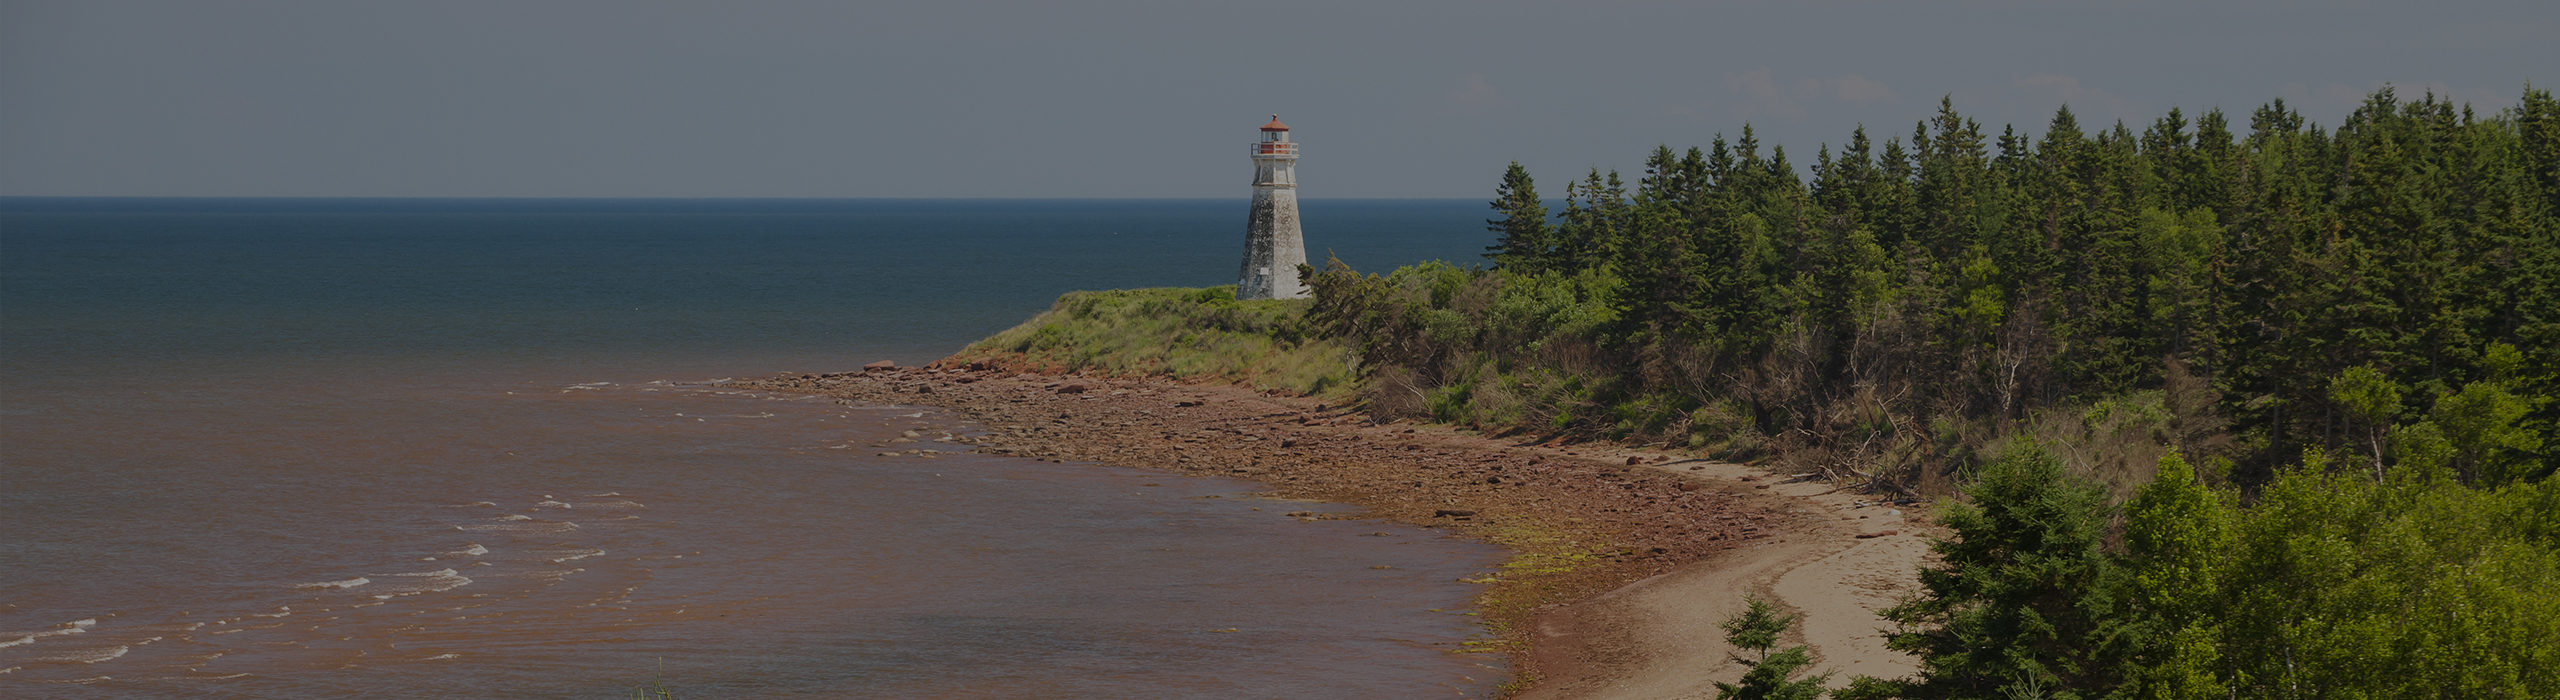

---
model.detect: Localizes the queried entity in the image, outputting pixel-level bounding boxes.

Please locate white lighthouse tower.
[1237,114,1309,300]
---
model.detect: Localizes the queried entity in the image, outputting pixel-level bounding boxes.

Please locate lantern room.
[1254,114,1297,156]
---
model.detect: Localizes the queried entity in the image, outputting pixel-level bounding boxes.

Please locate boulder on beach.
[863,360,897,372]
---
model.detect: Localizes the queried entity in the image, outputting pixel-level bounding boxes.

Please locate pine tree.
[1881,442,2119,699]
[1484,161,1555,272]
[1715,597,1830,700]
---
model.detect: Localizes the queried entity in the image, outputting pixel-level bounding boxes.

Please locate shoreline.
[734,365,1925,696]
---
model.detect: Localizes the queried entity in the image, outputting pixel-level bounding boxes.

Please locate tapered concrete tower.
[1237,114,1308,299]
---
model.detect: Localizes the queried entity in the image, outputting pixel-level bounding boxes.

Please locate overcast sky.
[4,1,2553,198]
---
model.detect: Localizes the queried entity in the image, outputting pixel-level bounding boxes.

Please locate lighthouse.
[1237,114,1309,300]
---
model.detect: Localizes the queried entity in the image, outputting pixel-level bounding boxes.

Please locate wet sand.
[735,364,1928,697]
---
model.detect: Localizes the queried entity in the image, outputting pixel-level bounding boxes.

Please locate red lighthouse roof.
[1259,114,1290,131]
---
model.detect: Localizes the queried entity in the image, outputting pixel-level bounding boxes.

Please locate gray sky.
[4,0,2553,198]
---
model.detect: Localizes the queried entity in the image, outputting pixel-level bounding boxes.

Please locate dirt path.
[733,366,1926,697]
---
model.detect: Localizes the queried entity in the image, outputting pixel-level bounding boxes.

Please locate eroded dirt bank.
[733,365,1923,697]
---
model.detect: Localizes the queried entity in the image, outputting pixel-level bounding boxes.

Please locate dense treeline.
[1848,444,2558,699]
[1312,86,2558,492]
[1301,87,2559,698]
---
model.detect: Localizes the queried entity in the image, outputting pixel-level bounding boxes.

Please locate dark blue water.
[3,198,1487,376]
[0,198,1507,697]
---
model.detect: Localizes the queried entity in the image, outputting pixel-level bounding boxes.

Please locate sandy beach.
[736,364,1929,697]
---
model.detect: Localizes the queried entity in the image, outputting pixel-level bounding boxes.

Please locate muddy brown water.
[3,366,1507,697]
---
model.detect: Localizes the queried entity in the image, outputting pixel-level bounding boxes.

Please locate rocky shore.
[733,363,1925,696]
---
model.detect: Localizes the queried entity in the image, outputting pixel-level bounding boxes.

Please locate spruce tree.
[1716,597,1829,700]
[1880,442,2118,699]
[1484,161,1555,272]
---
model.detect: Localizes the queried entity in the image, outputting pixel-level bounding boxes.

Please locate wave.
[577,499,645,510]
[535,500,572,509]
[521,567,585,583]
[460,520,579,534]
[37,644,127,664]
[545,547,605,563]
[297,577,371,590]
[449,543,489,556]
[367,568,473,599]
[2,618,99,648]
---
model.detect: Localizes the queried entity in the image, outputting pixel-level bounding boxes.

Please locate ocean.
[0,198,1508,696]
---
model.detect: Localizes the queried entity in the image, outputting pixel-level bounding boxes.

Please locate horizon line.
[0,194,1483,202]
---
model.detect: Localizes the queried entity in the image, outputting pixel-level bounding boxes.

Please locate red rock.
[862,360,896,372]
[1856,530,1899,539]
[1057,384,1089,394]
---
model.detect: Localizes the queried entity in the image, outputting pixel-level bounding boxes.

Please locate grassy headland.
[944,286,1359,402]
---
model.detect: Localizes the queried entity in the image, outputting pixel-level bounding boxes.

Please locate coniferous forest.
[1304,87,2559,698]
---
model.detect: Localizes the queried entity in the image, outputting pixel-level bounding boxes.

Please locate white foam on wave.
[460,520,578,534]
[546,547,605,563]
[445,501,499,508]
[450,543,489,556]
[296,577,370,590]
[577,499,644,510]
[367,568,473,599]
[522,567,585,583]
[250,606,292,618]
[588,491,624,497]
[4,618,99,648]
[535,500,572,509]
[39,644,127,664]
[422,653,461,661]
[496,514,532,521]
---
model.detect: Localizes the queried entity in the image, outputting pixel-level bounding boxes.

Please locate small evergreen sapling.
[1717,596,1830,700]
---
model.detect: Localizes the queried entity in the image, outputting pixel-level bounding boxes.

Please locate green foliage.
[2426,379,2544,485]
[1484,161,1558,273]
[1313,85,2557,493]
[2104,451,2234,700]
[1280,88,2560,694]
[1717,596,1830,700]
[2213,457,2560,698]
[2328,365,2404,477]
[1882,442,2115,699]
[953,286,1357,400]
[1859,448,2560,699]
